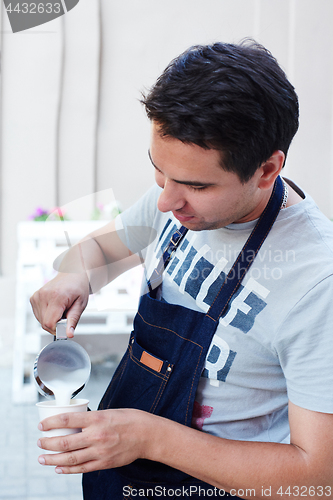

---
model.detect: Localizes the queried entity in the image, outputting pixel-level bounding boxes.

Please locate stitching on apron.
[185,350,203,425]
[104,349,130,410]
[150,372,172,413]
[137,311,204,350]
[205,314,217,322]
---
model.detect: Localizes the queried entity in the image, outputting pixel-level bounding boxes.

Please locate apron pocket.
[102,334,174,414]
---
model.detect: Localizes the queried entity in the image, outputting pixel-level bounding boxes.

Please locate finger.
[36,285,78,335]
[37,430,86,453]
[39,411,91,433]
[54,460,99,475]
[40,312,58,335]
[39,447,90,466]
[38,448,97,474]
[30,287,63,334]
[37,422,93,454]
[40,302,67,335]
[64,297,88,337]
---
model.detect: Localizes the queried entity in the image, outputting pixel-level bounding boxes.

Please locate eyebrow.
[148,150,215,188]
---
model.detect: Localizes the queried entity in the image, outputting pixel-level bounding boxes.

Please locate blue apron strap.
[207,175,284,321]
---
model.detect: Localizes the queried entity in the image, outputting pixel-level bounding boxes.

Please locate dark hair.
[141,40,299,182]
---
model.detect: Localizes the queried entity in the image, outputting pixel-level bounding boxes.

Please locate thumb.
[65,297,87,338]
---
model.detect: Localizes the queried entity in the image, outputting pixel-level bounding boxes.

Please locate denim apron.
[83,177,284,499]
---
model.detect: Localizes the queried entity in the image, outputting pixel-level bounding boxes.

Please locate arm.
[30,219,141,337]
[37,401,333,498]
[146,401,333,497]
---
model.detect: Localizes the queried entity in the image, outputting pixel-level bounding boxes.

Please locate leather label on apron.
[140,351,163,372]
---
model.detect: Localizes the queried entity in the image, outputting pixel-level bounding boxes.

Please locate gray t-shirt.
[115,181,333,444]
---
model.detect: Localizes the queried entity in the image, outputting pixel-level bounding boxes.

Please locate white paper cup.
[36,398,89,450]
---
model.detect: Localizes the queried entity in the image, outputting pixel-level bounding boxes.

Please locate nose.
[157,180,186,213]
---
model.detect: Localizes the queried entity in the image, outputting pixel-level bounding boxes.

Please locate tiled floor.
[0,361,116,499]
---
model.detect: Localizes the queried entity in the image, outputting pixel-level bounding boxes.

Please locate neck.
[236,187,274,224]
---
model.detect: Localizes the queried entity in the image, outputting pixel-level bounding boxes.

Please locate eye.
[188,185,208,191]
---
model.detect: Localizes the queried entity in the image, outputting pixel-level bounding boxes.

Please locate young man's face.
[149,123,268,231]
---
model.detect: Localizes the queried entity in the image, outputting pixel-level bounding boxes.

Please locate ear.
[258,150,285,190]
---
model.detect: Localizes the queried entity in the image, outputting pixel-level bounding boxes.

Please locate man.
[31,41,333,499]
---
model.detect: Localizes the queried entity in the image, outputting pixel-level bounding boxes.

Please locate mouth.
[172,212,196,223]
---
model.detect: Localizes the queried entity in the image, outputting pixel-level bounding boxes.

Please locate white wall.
[1,0,333,363]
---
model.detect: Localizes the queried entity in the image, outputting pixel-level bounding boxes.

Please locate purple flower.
[28,207,50,221]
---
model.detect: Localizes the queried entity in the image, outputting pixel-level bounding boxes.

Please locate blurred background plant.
[28,207,70,221]
[29,201,121,222]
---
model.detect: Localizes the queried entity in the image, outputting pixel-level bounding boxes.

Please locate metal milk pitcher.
[33,319,91,401]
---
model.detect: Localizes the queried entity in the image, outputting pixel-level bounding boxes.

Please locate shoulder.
[116,184,162,228]
[273,189,333,270]
[115,185,172,254]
